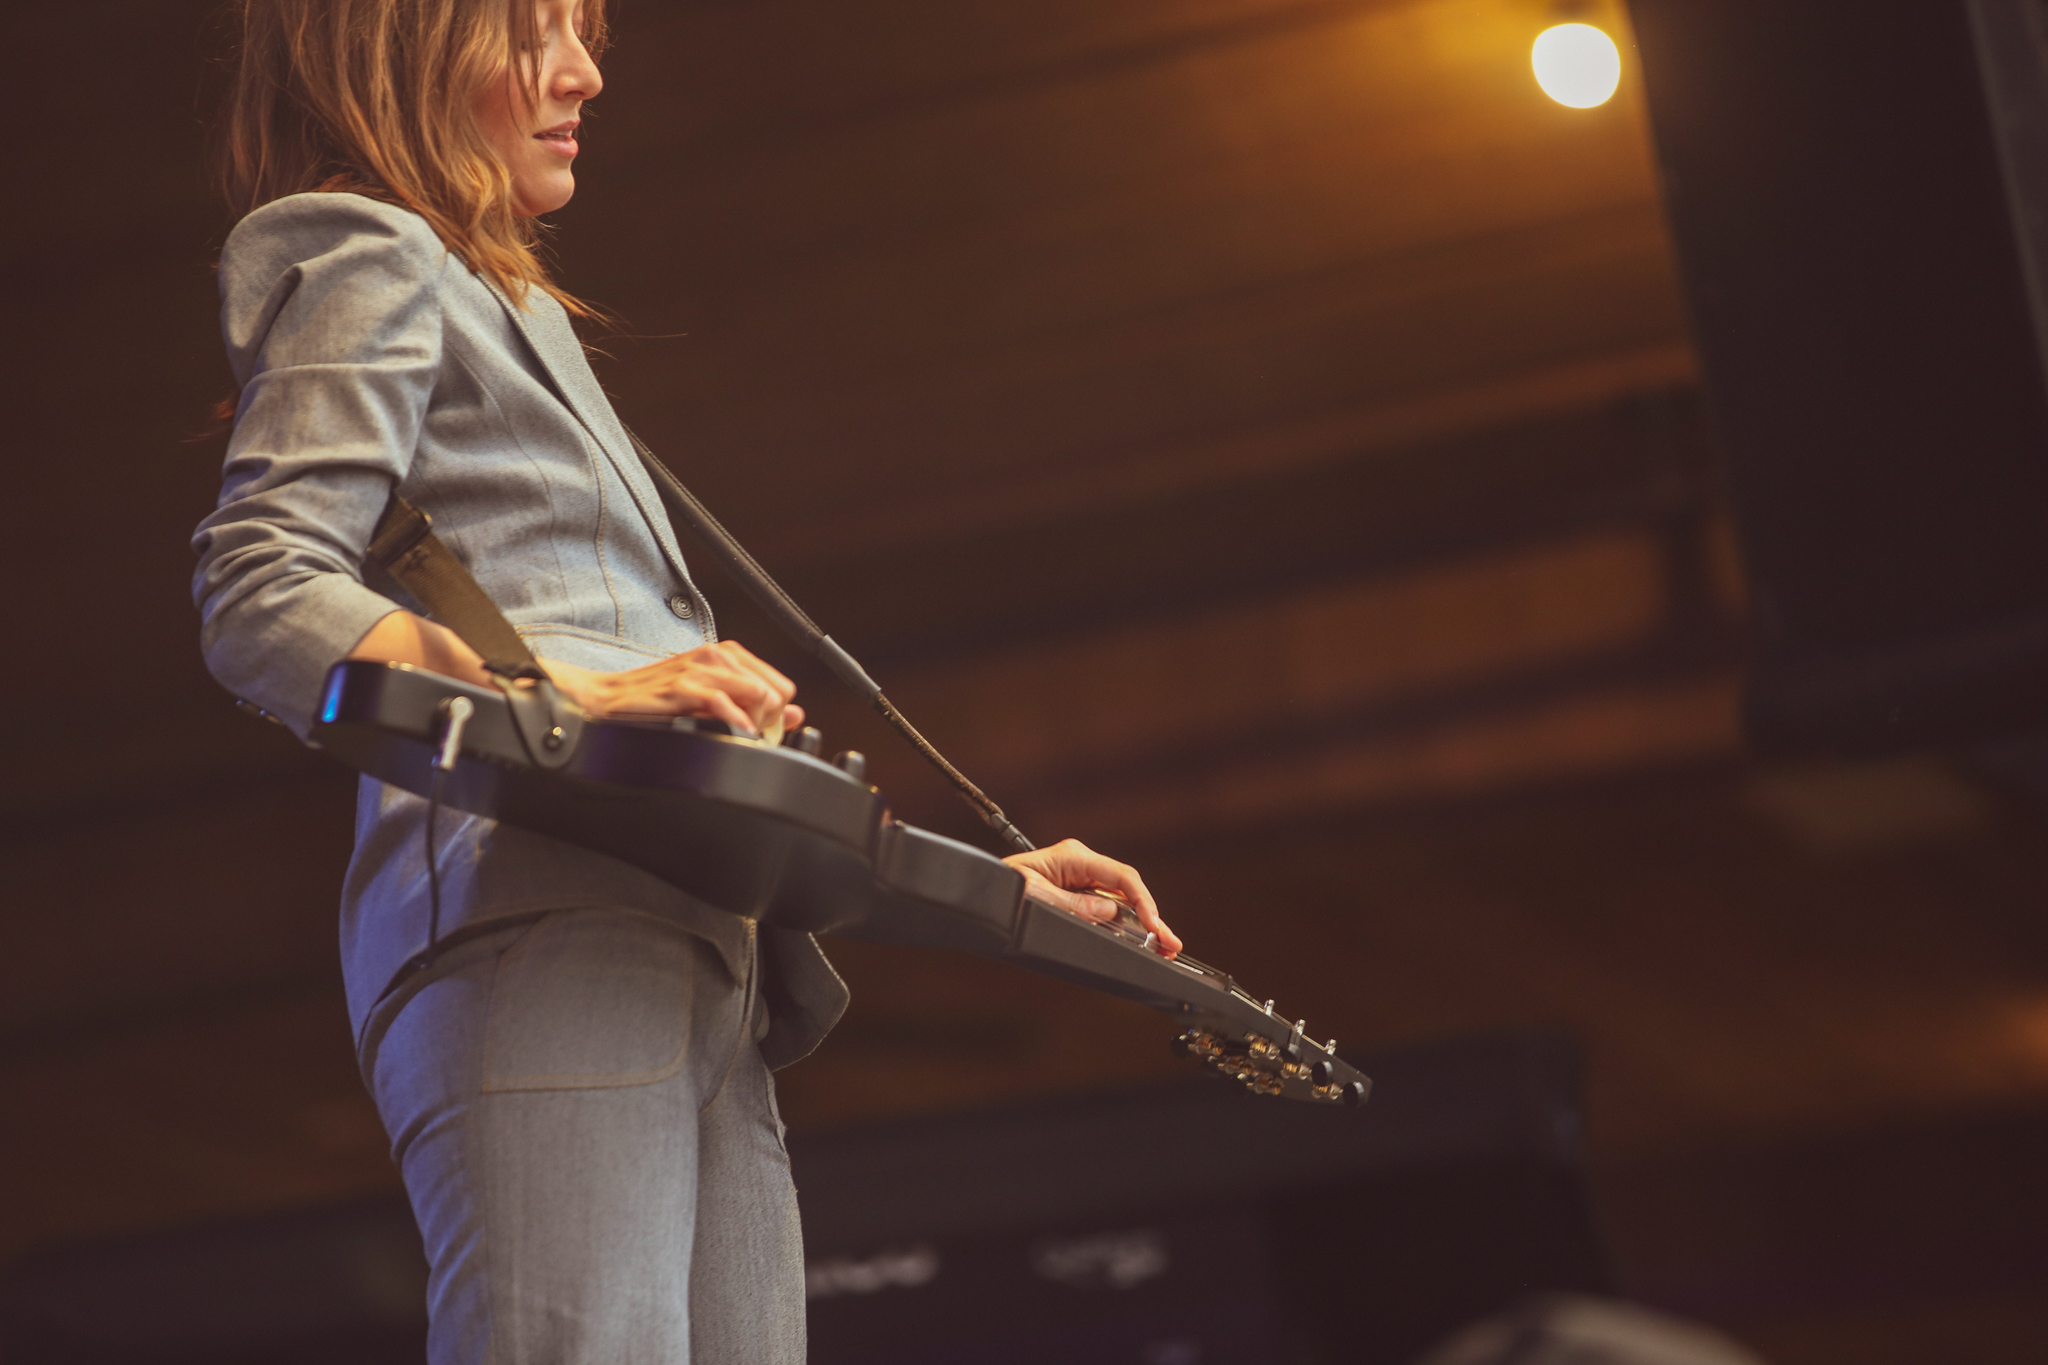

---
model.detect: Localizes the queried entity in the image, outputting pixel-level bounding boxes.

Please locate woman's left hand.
[1003,838,1182,958]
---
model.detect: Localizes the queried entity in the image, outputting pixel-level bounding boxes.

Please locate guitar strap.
[622,430,1035,854]
[365,497,536,672]
[363,497,581,770]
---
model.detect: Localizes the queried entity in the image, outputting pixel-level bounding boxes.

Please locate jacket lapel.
[489,284,701,589]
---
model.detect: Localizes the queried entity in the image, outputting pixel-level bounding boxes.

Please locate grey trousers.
[361,908,806,1364]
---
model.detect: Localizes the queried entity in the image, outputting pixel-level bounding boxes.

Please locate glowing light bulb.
[1532,23,1621,108]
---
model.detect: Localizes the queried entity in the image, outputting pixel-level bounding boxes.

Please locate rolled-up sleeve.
[193,194,447,735]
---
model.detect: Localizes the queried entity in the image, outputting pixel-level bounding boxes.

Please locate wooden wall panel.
[886,530,1670,783]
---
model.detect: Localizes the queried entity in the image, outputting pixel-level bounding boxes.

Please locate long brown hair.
[218,0,608,313]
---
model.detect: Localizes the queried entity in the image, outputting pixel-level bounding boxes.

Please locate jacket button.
[667,594,694,619]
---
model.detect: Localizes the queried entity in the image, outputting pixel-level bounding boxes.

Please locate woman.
[192,0,1182,1360]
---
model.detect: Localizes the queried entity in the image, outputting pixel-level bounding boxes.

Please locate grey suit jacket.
[192,193,847,1067]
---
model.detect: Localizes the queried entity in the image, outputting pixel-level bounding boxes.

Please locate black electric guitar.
[313,659,1369,1105]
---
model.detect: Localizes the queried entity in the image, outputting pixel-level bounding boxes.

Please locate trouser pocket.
[481,909,714,1092]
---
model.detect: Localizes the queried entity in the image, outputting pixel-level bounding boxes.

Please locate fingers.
[586,665,760,730]
[703,641,797,733]
[1004,838,1183,958]
[593,642,796,734]
[1116,881,1182,959]
[666,681,759,733]
[677,662,780,731]
[1049,839,1181,955]
[1015,867,1123,924]
[539,641,798,735]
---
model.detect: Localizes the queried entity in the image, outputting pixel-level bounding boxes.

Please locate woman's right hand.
[538,640,801,737]
[348,611,800,737]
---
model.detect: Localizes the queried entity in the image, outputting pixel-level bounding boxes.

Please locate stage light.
[1532,23,1621,108]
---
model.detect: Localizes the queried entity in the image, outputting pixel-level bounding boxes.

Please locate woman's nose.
[556,39,602,102]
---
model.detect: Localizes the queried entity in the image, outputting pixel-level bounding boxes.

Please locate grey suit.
[193,193,840,1361]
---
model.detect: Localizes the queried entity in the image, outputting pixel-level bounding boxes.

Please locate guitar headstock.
[1173,1024,1368,1105]
[1066,898,1370,1107]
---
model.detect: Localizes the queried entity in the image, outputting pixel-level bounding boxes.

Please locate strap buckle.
[484,661,583,770]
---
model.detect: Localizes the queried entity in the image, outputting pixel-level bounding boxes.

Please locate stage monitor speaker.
[794,1030,1606,1365]
[1629,0,2048,755]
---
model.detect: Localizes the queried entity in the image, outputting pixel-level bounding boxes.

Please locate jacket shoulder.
[223,192,445,277]
[218,194,452,382]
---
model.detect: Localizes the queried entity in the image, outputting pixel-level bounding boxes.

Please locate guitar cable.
[627,431,1037,855]
[424,768,444,953]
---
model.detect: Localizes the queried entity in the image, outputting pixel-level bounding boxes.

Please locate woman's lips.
[535,123,579,157]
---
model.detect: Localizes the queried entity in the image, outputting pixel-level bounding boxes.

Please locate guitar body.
[313,660,1369,1105]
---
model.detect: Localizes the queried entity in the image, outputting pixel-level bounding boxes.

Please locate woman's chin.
[514,174,577,218]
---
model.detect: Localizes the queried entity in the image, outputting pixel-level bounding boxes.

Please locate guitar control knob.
[832,750,866,781]
[1341,1080,1368,1108]
[788,726,824,756]
[1310,1059,1336,1088]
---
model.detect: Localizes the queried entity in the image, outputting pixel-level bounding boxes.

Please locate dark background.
[6,1,2048,1361]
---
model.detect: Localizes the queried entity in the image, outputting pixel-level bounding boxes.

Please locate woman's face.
[478,0,602,217]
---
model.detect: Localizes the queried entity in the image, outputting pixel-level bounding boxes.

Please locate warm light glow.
[1532,23,1622,108]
